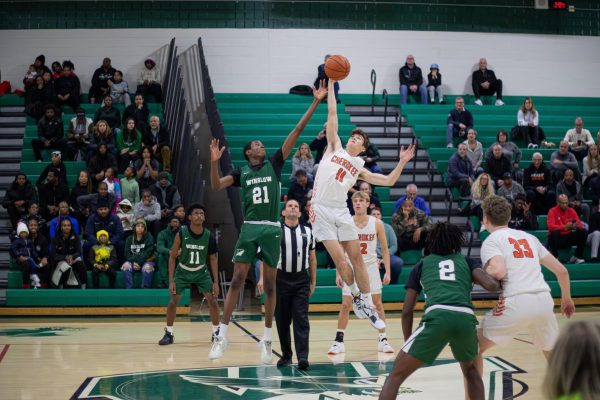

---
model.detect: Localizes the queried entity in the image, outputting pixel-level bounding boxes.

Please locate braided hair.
[425,222,464,256]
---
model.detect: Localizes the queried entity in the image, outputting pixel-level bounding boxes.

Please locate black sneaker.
[277,357,292,367]
[158,329,174,345]
[298,359,310,370]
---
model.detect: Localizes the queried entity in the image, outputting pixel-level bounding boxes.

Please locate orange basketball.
[324,55,351,81]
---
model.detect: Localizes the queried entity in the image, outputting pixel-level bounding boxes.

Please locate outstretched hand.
[210,138,226,162]
[313,80,328,101]
[399,144,416,164]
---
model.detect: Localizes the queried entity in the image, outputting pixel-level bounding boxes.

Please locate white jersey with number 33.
[313,148,365,208]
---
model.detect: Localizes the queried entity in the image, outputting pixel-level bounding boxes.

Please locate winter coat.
[10,236,37,259]
[37,115,64,141]
[2,176,36,209]
[523,162,552,191]
[93,106,121,130]
[49,215,80,240]
[142,125,170,150]
[117,199,135,232]
[149,182,181,212]
[391,208,433,239]
[52,232,82,261]
[84,212,124,245]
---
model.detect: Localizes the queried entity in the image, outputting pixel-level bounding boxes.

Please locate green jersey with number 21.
[240,160,280,223]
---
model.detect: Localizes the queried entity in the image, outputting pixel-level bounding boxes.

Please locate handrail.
[370,69,376,115]
[382,89,388,136]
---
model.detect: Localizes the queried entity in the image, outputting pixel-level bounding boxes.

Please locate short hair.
[532,152,543,160]
[243,140,253,161]
[62,60,74,70]
[284,198,300,208]
[350,128,369,149]
[406,184,417,191]
[47,167,59,176]
[98,181,108,189]
[497,129,508,141]
[426,222,464,255]
[351,191,370,202]
[187,203,207,216]
[294,169,307,177]
[371,206,382,213]
[482,195,511,227]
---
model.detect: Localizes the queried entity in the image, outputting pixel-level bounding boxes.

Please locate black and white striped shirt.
[277,222,315,273]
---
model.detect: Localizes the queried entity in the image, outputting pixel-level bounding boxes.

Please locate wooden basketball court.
[1,308,599,399]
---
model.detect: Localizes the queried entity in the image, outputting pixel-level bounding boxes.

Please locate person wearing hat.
[88,229,117,288]
[31,104,69,162]
[156,215,181,288]
[33,54,51,77]
[67,107,93,161]
[136,57,162,102]
[497,171,525,202]
[122,218,156,289]
[36,150,67,188]
[54,60,81,113]
[83,196,124,266]
[426,63,445,104]
[150,171,181,223]
[9,222,41,288]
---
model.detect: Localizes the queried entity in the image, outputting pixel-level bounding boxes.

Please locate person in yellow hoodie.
[88,230,117,288]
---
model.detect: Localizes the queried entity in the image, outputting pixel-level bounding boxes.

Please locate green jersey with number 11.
[418,253,474,310]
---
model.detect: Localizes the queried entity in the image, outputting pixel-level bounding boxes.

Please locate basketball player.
[208,83,328,363]
[379,223,501,400]
[327,191,394,355]
[311,79,415,328]
[475,195,575,376]
[158,204,220,346]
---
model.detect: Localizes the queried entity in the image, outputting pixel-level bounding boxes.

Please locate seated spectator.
[51,218,86,288]
[83,197,124,265]
[150,171,181,223]
[515,97,543,148]
[21,202,47,233]
[93,96,121,131]
[291,142,315,181]
[583,143,600,204]
[38,168,69,220]
[51,61,62,80]
[2,172,36,228]
[446,97,473,148]
[67,108,93,161]
[122,219,156,289]
[36,150,67,188]
[523,152,556,215]
[288,169,313,212]
[551,140,580,184]
[508,194,538,231]
[497,172,525,202]
[103,167,122,212]
[426,63,444,104]
[120,166,140,206]
[117,117,142,173]
[399,54,427,105]
[117,199,135,239]
[41,70,53,86]
[23,63,39,89]
[134,189,162,238]
[471,57,504,106]
[88,230,117,289]
[485,129,522,174]
[26,55,51,84]
[89,57,115,104]
[32,105,68,162]
[172,204,186,225]
[48,201,79,240]
[27,218,50,286]
[314,55,339,101]
[370,207,404,285]
[309,123,327,168]
[393,183,430,216]
[463,128,484,176]
[107,70,130,106]
[361,140,382,173]
[25,75,54,121]
[588,200,600,263]
[357,181,381,212]
[10,222,42,288]
[485,144,512,188]
[70,170,95,226]
[391,198,432,252]
[547,194,587,264]
[156,215,180,288]
[54,60,80,113]
[77,181,116,215]
[122,94,149,131]
[88,120,116,160]
[447,143,474,196]
[136,57,162,102]
[469,173,495,224]
[564,117,595,161]
[135,147,159,190]
[88,142,118,187]
[557,169,590,222]
[142,116,171,172]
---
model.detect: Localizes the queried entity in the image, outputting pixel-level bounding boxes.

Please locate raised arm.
[540,253,575,318]
[359,144,416,187]
[325,79,342,154]
[209,138,235,191]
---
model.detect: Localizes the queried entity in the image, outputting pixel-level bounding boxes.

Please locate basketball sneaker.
[327,341,345,355]
[351,293,367,319]
[158,329,174,345]
[208,336,228,360]
[378,338,394,353]
[259,340,273,364]
[353,294,386,330]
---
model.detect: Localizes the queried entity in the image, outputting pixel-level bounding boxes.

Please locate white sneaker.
[259,340,272,364]
[208,336,228,359]
[446,143,453,148]
[569,256,585,264]
[30,274,41,288]
[378,338,394,353]
[474,99,483,106]
[363,306,386,330]
[327,341,345,355]
[495,99,505,106]
[352,293,368,319]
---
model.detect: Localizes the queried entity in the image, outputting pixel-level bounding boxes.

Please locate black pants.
[526,189,556,216]
[6,203,26,228]
[472,79,503,100]
[548,229,587,258]
[275,270,310,362]
[136,83,162,103]
[398,234,427,252]
[92,267,116,288]
[519,126,540,145]
[449,178,471,197]
[31,137,68,162]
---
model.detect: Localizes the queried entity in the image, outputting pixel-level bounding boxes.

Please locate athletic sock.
[166,326,173,334]
[212,325,220,334]
[349,283,360,297]
[219,323,228,338]
[263,327,272,341]
[335,330,345,343]
[378,333,387,341]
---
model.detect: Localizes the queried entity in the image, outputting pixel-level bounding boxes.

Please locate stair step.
[0,138,24,150]
[0,163,20,176]
[0,116,25,124]
[345,105,401,113]
[0,150,22,163]
[0,106,25,113]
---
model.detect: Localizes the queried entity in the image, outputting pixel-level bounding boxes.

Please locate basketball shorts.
[232,223,281,268]
[402,307,479,365]
[342,262,382,295]
[174,265,213,295]
[480,291,558,352]
[311,203,358,242]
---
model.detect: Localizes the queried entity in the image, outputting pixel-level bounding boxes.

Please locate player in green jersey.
[208,83,328,363]
[379,223,500,400]
[158,204,219,346]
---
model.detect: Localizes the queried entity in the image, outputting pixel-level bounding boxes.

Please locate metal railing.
[370,69,376,115]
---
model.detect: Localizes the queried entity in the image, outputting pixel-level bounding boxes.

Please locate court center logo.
[73,357,526,399]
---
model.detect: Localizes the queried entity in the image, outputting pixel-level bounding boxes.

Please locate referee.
[273,199,316,370]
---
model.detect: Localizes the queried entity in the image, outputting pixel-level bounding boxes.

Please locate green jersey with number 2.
[240,161,280,223]
[420,253,474,310]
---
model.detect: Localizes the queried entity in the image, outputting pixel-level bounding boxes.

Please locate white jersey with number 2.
[313,148,365,208]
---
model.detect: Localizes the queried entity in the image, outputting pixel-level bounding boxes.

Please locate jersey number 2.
[360,243,367,255]
[438,260,456,281]
[335,168,346,183]
[508,238,534,258]
[252,186,270,204]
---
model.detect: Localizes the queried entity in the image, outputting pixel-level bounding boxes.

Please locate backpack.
[289,85,313,96]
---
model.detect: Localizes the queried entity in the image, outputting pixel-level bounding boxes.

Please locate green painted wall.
[1,0,599,36]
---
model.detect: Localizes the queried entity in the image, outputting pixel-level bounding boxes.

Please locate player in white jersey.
[311,79,415,329]
[327,191,394,355]
[475,195,575,377]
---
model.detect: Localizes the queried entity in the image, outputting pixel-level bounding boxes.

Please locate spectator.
[142,115,172,172]
[2,172,36,228]
[83,197,124,265]
[172,204,186,225]
[134,147,159,190]
[88,120,116,161]
[314,55,339,101]
[103,167,122,212]
[399,54,427,105]
[21,202,46,233]
[70,170,95,226]
[469,173,495,224]
[564,117,595,161]
[10,222,41,288]
[150,172,181,220]
[551,140,580,184]
[117,199,135,239]
[137,57,162,102]
[393,183,430,215]
[93,96,121,131]
[426,63,444,104]
[120,166,140,207]
[36,150,67,188]
[391,198,432,252]
[557,169,590,222]
[89,57,116,104]
[446,97,473,148]
[291,143,315,181]
[134,189,161,238]
[485,144,512,188]
[121,219,156,289]
[361,141,382,173]
[88,142,118,188]
[463,128,484,176]
[357,181,381,212]
[48,201,79,240]
[485,129,522,173]
[587,200,600,263]
[547,194,587,264]
[51,61,62,80]
[41,70,53,87]
[27,218,50,286]
[155,215,180,288]
[122,94,149,131]
[54,60,80,112]
[67,108,93,161]
[508,194,538,231]
[515,97,542,148]
[584,144,600,204]
[32,55,51,78]
[309,122,327,167]
[107,70,131,106]
[77,181,116,215]
[51,218,86,288]
[38,168,69,220]
[523,152,556,215]
[25,75,54,121]
[497,172,525,202]
[117,117,142,173]
[88,230,117,289]
[287,169,313,212]
[23,63,39,89]
[447,143,474,196]
[471,57,504,106]
[32,105,68,162]
[370,207,404,285]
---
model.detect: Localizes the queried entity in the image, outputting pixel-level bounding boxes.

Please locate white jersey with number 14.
[312,148,365,207]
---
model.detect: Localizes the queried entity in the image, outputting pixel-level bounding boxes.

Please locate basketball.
[324,54,351,81]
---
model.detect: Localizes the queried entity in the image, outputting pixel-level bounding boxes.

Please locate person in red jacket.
[547,194,587,264]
